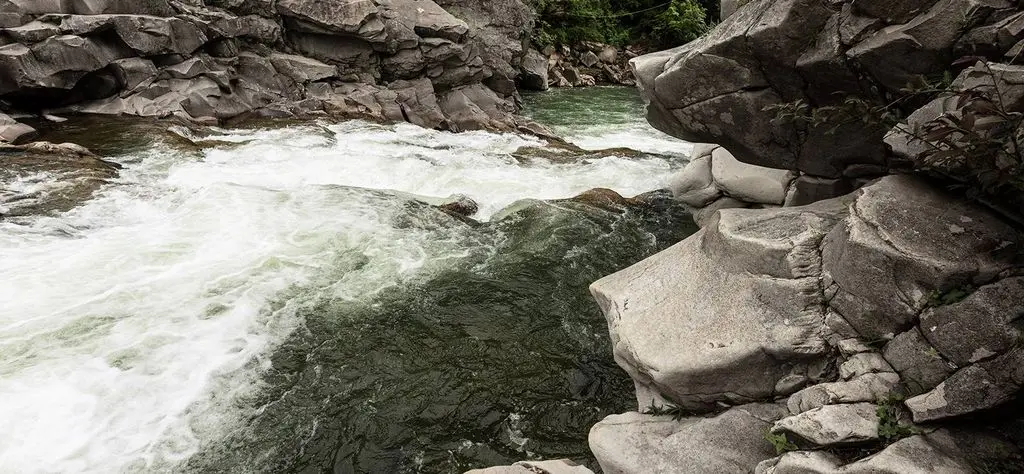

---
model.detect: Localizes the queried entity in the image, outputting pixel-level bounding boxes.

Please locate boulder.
[771,402,880,446]
[58,15,207,56]
[591,197,842,410]
[786,373,900,414]
[882,328,954,396]
[518,49,548,91]
[839,353,895,380]
[709,146,793,205]
[2,20,60,43]
[269,53,337,83]
[919,277,1024,367]
[667,154,721,207]
[0,35,130,94]
[580,50,598,68]
[630,0,1019,177]
[590,405,787,474]
[821,176,1021,340]
[0,112,36,143]
[691,196,747,228]
[906,348,1024,423]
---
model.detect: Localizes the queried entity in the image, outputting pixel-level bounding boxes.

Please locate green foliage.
[643,400,695,420]
[651,0,712,47]
[530,0,716,49]
[925,285,975,308]
[763,431,799,455]
[765,62,1024,198]
[876,396,920,443]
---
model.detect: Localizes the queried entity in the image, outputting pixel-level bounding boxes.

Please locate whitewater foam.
[0,120,684,472]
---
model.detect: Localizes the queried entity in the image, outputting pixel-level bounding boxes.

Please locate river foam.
[0,119,686,472]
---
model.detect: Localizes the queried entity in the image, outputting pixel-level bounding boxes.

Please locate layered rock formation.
[632,0,1024,180]
[0,0,551,141]
[578,0,1024,471]
[590,175,1024,472]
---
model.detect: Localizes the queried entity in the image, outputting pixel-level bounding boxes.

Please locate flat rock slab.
[465,460,593,474]
[590,404,787,474]
[772,402,880,446]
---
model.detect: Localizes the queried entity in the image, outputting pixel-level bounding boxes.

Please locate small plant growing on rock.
[763,431,799,455]
[643,400,695,420]
[876,396,920,443]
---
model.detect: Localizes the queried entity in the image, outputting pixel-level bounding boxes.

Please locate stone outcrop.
[590,175,1023,472]
[631,0,1024,179]
[590,404,787,474]
[0,0,552,140]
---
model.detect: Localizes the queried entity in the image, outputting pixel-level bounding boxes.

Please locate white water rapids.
[0,117,689,473]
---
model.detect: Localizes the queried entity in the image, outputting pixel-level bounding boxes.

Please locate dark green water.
[185,88,696,473]
[188,199,696,473]
[0,87,695,473]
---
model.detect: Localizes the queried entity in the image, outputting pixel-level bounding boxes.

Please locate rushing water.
[0,87,695,473]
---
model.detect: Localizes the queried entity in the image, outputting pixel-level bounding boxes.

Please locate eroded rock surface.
[590,175,1023,472]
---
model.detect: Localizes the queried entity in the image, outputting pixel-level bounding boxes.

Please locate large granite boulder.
[591,193,843,410]
[632,0,1023,178]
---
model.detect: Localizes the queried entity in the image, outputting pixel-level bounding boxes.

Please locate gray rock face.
[771,402,880,446]
[590,405,787,474]
[591,197,841,410]
[591,174,1023,470]
[822,176,1020,339]
[631,0,1022,178]
[920,277,1024,367]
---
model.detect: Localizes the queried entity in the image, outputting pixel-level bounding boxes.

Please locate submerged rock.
[0,141,119,217]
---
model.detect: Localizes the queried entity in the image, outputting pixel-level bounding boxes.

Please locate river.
[0,87,695,473]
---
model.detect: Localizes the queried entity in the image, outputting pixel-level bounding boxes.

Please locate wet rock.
[0,141,119,217]
[772,402,880,446]
[590,404,787,474]
[0,113,36,143]
[438,194,479,218]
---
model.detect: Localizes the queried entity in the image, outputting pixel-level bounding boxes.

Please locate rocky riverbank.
[0,0,563,144]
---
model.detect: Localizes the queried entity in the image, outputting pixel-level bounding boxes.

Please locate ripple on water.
[0,113,693,473]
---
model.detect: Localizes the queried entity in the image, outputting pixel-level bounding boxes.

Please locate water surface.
[0,87,695,473]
